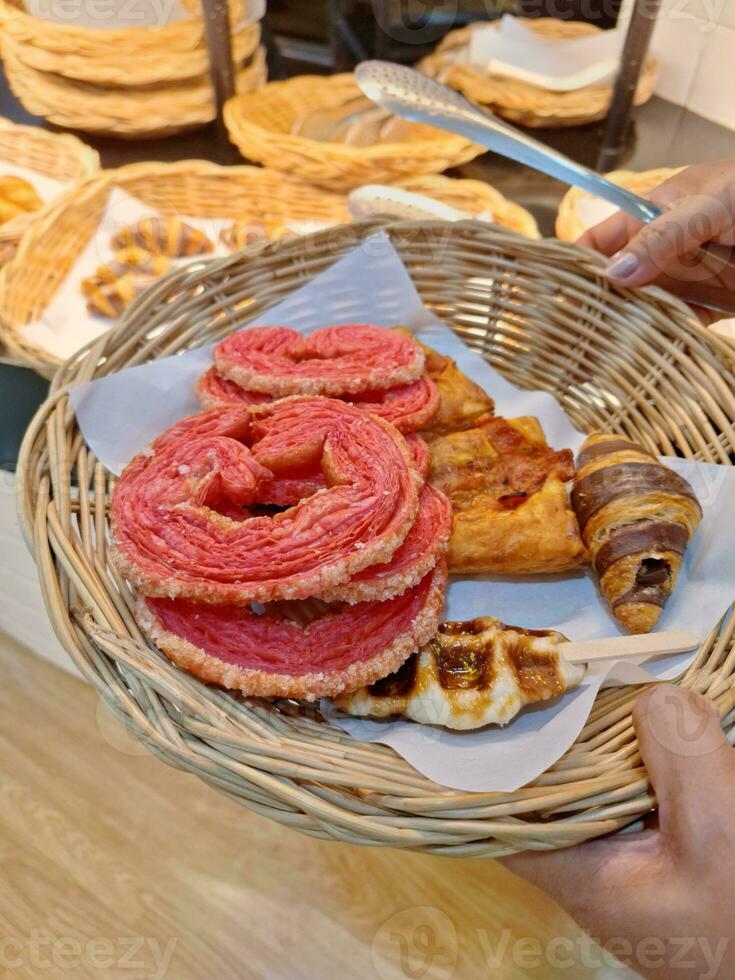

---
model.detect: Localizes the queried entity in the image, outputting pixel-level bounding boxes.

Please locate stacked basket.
[0,0,267,138]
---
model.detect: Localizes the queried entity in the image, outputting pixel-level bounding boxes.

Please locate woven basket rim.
[3,20,261,87]
[0,0,251,42]
[224,72,479,163]
[0,159,537,374]
[17,217,735,857]
[418,17,657,127]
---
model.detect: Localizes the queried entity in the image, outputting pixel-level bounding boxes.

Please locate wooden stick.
[561,630,700,665]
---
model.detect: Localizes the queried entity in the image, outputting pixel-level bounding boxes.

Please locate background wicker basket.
[418,18,657,128]
[223,73,483,190]
[0,0,266,136]
[556,167,682,241]
[0,117,99,266]
[1,41,266,138]
[17,218,735,857]
[0,0,257,53]
[3,20,261,87]
[0,161,537,375]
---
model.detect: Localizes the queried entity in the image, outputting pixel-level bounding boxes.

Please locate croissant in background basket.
[0,160,539,375]
[223,74,483,190]
[418,18,657,128]
[556,167,682,241]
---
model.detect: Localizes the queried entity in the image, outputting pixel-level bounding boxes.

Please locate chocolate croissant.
[111,217,213,256]
[81,249,171,296]
[86,273,156,318]
[572,433,702,633]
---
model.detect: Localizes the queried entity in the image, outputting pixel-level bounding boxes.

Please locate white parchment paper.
[466,15,622,92]
[69,234,735,791]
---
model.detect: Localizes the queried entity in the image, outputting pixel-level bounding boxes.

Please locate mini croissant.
[86,273,156,318]
[571,433,702,633]
[81,249,171,296]
[111,217,213,256]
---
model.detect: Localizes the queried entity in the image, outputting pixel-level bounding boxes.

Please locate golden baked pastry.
[81,249,171,297]
[0,174,42,224]
[334,616,584,729]
[572,433,702,633]
[111,216,213,256]
[429,415,586,574]
[86,273,156,318]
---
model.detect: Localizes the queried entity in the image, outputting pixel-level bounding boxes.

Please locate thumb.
[632,684,735,848]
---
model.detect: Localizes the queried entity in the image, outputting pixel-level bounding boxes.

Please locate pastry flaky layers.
[572,433,702,634]
[111,329,453,700]
[335,617,584,730]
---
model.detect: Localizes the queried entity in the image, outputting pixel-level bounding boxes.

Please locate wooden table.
[0,629,635,979]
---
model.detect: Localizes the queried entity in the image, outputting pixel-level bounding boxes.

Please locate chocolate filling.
[577,437,652,469]
[593,520,689,576]
[572,462,699,531]
[636,557,670,587]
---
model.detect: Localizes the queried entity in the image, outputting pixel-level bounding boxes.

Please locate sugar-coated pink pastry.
[196,366,439,434]
[137,562,447,701]
[110,397,422,605]
[321,485,452,604]
[213,324,425,396]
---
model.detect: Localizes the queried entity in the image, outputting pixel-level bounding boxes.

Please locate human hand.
[578,161,735,312]
[501,684,735,980]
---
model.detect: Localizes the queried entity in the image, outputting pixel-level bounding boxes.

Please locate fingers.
[577,211,643,258]
[633,685,735,848]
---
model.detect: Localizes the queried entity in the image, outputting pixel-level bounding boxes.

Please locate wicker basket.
[556,167,681,241]
[0,117,99,263]
[419,18,657,128]
[0,161,538,375]
[1,40,266,138]
[5,21,261,87]
[0,0,256,54]
[223,73,483,190]
[16,217,735,857]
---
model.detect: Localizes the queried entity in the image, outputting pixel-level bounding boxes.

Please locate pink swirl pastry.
[136,562,447,700]
[196,366,439,434]
[110,398,421,605]
[213,324,425,396]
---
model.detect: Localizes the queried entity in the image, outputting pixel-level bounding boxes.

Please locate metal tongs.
[355,60,735,314]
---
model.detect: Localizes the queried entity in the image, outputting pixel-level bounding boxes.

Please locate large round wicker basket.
[418,18,657,128]
[0,161,537,376]
[17,218,735,857]
[223,73,483,190]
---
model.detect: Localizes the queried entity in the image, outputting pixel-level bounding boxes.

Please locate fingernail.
[605,251,639,281]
